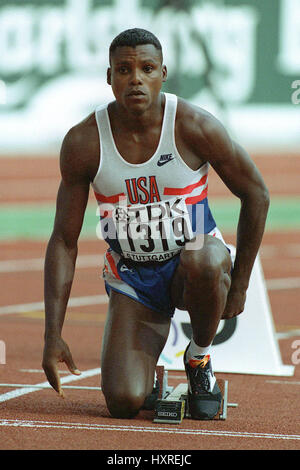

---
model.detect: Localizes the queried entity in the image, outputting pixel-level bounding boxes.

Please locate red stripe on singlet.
[94,191,126,204]
[185,187,208,205]
[163,174,208,196]
[106,251,121,280]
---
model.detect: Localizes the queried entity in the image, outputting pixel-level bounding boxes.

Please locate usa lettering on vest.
[125,176,161,204]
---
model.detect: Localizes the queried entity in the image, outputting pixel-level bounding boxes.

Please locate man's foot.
[184,343,222,420]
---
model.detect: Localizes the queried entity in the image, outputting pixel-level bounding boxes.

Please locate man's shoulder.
[176,97,223,136]
[64,112,98,152]
[60,112,99,182]
[176,96,232,152]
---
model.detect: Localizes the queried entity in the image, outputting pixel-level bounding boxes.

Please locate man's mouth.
[127,90,145,96]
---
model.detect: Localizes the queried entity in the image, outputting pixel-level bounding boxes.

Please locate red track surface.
[0,155,299,451]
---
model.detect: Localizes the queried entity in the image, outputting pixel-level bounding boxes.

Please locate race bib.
[111,197,194,262]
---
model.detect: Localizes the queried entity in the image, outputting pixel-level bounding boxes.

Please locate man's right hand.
[42,336,81,398]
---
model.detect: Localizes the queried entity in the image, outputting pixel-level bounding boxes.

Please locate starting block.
[153,366,237,424]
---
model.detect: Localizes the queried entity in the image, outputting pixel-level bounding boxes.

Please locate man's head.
[107,28,167,114]
[109,28,163,65]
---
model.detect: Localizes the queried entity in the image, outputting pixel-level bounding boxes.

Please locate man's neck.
[109,93,165,133]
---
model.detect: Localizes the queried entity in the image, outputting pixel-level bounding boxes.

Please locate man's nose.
[130,69,143,85]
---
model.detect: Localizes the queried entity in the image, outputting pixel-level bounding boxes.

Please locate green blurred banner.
[0,0,299,153]
[1,197,299,240]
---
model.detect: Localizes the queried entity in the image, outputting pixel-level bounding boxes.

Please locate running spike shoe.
[184,343,222,420]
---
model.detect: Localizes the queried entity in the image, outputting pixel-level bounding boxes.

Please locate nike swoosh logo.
[157,154,174,166]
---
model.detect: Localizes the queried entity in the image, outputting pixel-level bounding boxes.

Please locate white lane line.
[1,277,300,317]
[1,242,298,273]
[0,418,299,441]
[0,367,100,402]
[0,298,298,341]
[19,369,70,374]
[18,369,186,380]
[0,383,101,391]
[0,294,108,315]
[266,380,300,386]
[266,277,300,290]
[260,244,300,259]
[1,253,300,291]
[276,329,300,339]
[0,254,102,273]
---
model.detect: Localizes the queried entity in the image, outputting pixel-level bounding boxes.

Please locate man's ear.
[107,68,111,85]
[162,65,167,83]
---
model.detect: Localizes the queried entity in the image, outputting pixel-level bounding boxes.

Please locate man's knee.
[180,243,231,288]
[103,388,146,419]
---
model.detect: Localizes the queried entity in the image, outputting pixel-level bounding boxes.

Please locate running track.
[0,154,299,451]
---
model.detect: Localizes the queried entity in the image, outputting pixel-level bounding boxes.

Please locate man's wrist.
[230,271,249,292]
[44,328,62,342]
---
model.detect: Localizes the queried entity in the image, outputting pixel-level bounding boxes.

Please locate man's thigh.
[170,234,232,309]
[101,290,171,398]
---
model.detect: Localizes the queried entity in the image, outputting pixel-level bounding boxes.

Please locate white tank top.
[92,92,216,262]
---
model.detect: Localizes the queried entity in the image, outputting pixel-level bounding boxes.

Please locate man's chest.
[113,127,162,164]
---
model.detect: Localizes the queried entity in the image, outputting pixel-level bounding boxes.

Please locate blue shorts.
[104,250,180,317]
[102,227,228,318]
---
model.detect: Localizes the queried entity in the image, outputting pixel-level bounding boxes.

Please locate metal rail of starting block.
[154,366,238,424]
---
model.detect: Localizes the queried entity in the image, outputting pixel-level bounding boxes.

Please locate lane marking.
[260,244,300,259]
[266,380,300,386]
[275,329,300,339]
[266,277,300,290]
[0,243,299,273]
[1,274,300,317]
[0,383,101,391]
[0,254,102,273]
[0,295,108,315]
[0,367,101,402]
[18,369,186,380]
[0,382,240,408]
[20,369,70,374]
[0,418,299,440]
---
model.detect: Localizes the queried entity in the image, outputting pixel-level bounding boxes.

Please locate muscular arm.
[43,127,91,395]
[178,104,270,318]
[215,141,269,291]
[201,116,270,317]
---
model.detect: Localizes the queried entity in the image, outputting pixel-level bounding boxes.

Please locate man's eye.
[119,66,128,73]
[144,65,153,72]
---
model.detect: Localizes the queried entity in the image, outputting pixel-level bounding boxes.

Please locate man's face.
[107,44,167,113]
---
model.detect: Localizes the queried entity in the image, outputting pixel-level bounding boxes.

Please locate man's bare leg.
[171,235,232,419]
[101,290,171,419]
[171,235,232,348]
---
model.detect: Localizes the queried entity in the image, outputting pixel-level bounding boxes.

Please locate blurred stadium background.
[1,3,299,448]
[0,0,299,242]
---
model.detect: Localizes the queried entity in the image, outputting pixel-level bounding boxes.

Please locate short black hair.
[109,28,163,63]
